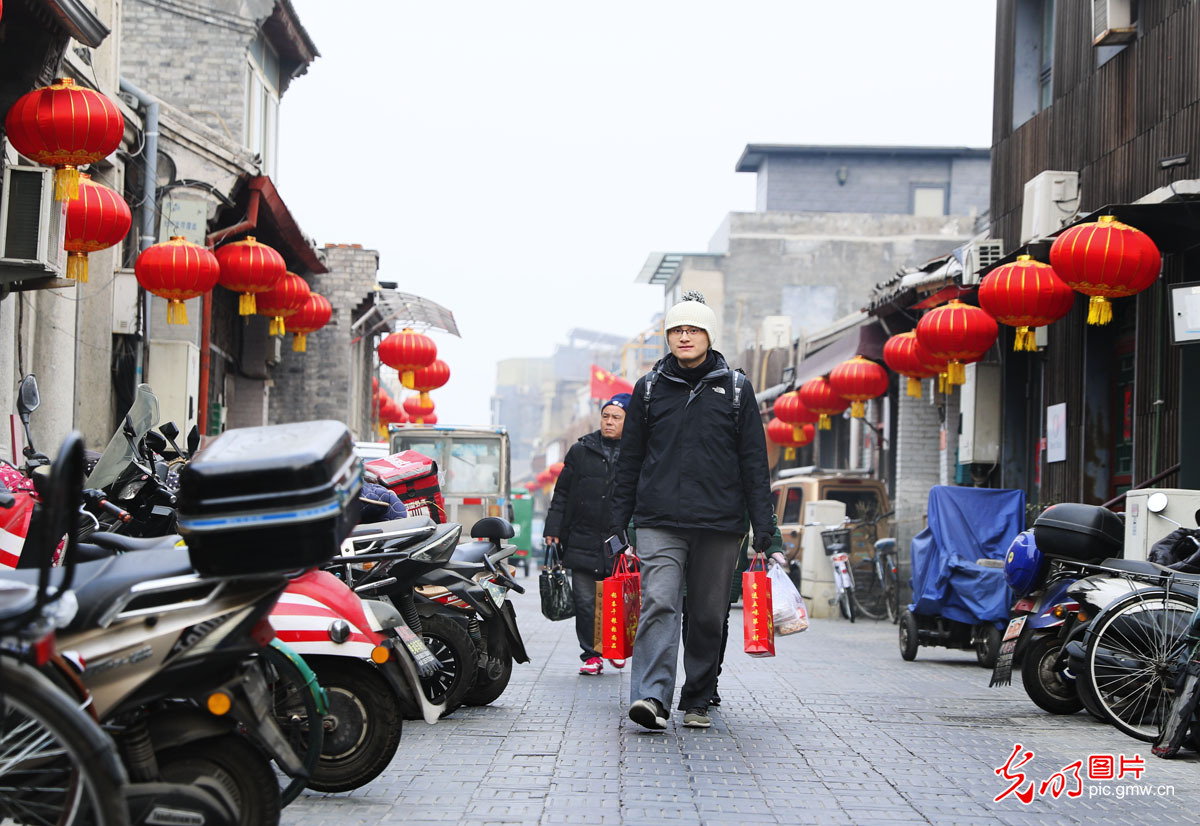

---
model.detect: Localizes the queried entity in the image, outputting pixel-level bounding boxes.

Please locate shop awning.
[792,318,887,387]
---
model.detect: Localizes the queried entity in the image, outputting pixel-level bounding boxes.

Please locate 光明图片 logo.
[994,743,1174,803]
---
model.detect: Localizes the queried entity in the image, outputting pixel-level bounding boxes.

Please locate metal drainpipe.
[119,79,158,385]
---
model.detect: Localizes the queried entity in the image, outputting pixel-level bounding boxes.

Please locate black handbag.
[539,542,575,621]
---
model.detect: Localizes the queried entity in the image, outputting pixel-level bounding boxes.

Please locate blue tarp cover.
[908,485,1025,626]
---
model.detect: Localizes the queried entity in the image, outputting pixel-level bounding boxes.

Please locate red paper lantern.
[524,481,540,493]
[4,78,124,200]
[773,391,816,441]
[828,356,889,418]
[536,469,553,486]
[134,236,219,325]
[379,328,437,388]
[978,254,1075,350]
[63,173,131,283]
[371,377,380,391]
[257,272,311,336]
[767,418,814,448]
[798,377,850,430]
[402,395,436,424]
[548,461,565,478]
[915,300,998,386]
[215,236,286,316]
[409,359,450,406]
[423,414,438,425]
[1049,215,1161,325]
[288,294,332,353]
[883,332,944,398]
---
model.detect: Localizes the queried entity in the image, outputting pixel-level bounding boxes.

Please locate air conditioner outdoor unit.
[960,239,1005,286]
[1020,170,1080,244]
[0,162,67,285]
[1093,0,1136,46]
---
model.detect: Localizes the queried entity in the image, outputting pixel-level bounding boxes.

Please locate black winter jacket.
[608,351,774,542]
[543,430,621,577]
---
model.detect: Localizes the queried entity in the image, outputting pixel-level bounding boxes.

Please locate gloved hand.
[609,528,629,549]
[752,531,773,554]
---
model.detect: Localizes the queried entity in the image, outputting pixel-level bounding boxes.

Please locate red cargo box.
[364,450,446,523]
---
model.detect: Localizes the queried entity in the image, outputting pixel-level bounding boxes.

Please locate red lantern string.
[798,377,850,431]
[1049,215,1161,326]
[64,174,131,283]
[257,272,311,336]
[289,294,332,353]
[828,356,889,418]
[915,300,998,387]
[134,236,219,325]
[215,236,286,316]
[4,79,124,200]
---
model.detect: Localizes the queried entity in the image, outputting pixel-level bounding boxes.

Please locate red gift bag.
[743,554,775,657]
[603,554,641,659]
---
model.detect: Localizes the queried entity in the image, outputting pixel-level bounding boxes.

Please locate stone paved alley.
[283,583,1200,826]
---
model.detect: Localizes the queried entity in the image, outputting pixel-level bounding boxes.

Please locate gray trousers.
[630,527,741,711]
[571,569,601,661]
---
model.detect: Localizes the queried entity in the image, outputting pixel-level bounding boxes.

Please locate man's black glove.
[752,531,773,554]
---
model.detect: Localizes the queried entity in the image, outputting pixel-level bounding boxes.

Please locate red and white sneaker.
[606,658,626,669]
[579,657,603,675]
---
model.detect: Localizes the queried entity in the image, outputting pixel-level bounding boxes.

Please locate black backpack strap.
[642,368,660,429]
[731,369,745,439]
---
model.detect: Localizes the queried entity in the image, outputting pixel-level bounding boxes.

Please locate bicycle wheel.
[261,644,324,807]
[0,658,130,826]
[1084,586,1198,741]
[851,557,888,621]
[883,555,900,624]
[838,588,855,622]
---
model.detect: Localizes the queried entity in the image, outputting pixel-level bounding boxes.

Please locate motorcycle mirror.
[1147,492,1169,514]
[16,375,40,418]
[159,421,179,441]
[122,414,137,440]
[144,430,167,454]
[186,426,200,457]
[28,464,52,497]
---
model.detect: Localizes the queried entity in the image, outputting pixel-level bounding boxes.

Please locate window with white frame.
[245,35,281,178]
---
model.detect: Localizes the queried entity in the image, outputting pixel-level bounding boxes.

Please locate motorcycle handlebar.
[81,488,132,524]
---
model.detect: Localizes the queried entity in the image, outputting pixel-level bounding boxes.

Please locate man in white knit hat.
[609,290,774,731]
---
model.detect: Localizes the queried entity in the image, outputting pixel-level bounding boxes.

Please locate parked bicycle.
[847,511,897,622]
[819,522,856,622]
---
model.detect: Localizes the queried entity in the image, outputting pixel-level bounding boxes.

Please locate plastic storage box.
[177,420,362,575]
[1032,503,1124,562]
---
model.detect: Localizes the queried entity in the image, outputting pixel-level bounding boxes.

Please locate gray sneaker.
[628,698,667,731]
[682,707,711,728]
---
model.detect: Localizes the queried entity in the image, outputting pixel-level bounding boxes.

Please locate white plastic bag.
[768,562,809,634]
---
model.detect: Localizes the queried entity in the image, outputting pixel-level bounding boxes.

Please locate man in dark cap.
[544,393,630,675]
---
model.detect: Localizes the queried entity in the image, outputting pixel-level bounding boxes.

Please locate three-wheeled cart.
[899,485,1024,668]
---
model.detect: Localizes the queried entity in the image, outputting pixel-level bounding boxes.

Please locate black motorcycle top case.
[1033,503,1124,562]
[177,420,362,575]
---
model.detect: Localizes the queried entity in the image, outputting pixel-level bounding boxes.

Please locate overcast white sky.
[278,1,998,425]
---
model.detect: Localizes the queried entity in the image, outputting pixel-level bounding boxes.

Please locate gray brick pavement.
[282,582,1200,825]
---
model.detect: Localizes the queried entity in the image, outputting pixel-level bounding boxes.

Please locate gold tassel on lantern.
[938,372,947,394]
[818,413,831,430]
[66,252,88,283]
[791,425,803,441]
[419,391,431,406]
[167,299,188,325]
[269,317,284,336]
[850,401,865,418]
[239,293,256,315]
[1014,327,1037,351]
[906,376,922,398]
[55,165,80,201]
[402,371,416,389]
[946,361,966,386]
[293,332,308,352]
[1087,295,1113,325]
[784,447,796,461]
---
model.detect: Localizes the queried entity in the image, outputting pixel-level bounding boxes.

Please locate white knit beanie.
[663,290,717,345]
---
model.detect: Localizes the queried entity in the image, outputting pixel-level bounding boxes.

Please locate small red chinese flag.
[590,365,634,400]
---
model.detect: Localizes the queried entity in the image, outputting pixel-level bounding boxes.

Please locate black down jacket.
[543,430,621,577]
[609,351,773,542]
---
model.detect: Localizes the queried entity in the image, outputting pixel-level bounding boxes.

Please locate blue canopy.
[908,485,1025,626]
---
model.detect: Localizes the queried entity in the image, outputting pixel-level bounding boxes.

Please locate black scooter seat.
[0,548,200,632]
[451,541,493,564]
[87,533,183,553]
[350,515,436,538]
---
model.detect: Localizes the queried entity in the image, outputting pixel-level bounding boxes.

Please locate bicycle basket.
[820,528,851,556]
